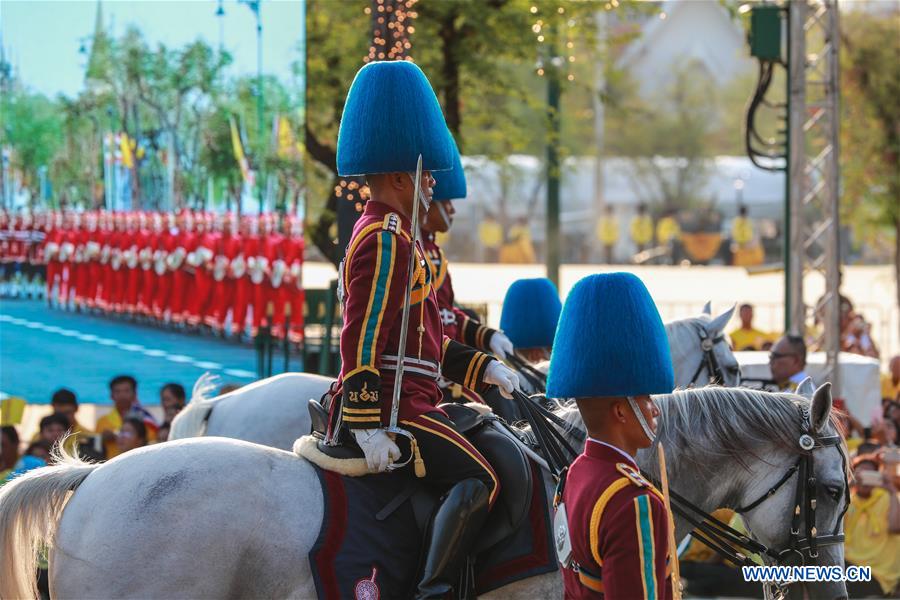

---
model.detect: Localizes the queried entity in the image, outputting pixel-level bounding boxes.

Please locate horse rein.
[688,327,729,386]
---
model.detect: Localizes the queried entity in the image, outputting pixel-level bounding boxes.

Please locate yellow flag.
[276,115,303,160]
[230,116,251,183]
[120,132,134,169]
[0,396,26,425]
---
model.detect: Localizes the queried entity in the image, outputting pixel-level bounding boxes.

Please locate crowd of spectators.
[0,374,190,483]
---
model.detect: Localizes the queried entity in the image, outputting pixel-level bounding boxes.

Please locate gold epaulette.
[616,462,651,488]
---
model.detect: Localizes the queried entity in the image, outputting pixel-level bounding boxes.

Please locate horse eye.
[826,486,843,501]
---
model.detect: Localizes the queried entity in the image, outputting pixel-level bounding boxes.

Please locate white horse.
[0,385,847,599]
[170,306,740,450]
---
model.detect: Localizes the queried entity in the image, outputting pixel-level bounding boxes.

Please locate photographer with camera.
[845,453,900,597]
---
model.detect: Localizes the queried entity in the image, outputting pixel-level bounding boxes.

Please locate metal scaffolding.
[787,0,842,388]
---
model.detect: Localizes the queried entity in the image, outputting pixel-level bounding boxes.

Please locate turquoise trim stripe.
[636,495,656,599]
[361,232,395,366]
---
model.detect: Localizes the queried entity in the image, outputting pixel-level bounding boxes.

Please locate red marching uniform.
[59,218,77,306]
[172,214,198,324]
[283,216,305,344]
[84,213,103,309]
[560,440,674,599]
[44,214,64,302]
[231,216,258,336]
[138,215,158,316]
[249,218,271,336]
[188,217,216,327]
[153,215,177,320]
[210,217,242,331]
[123,215,143,314]
[111,215,129,312]
[262,219,287,337]
[71,215,90,308]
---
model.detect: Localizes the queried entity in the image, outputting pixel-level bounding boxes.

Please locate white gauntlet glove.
[489,331,514,360]
[352,428,401,473]
[484,360,520,399]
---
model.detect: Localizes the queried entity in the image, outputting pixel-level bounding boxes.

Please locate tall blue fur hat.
[547,272,674,398]
[432,134,467,201]
[500,278,561,349]
[337,61,454,176]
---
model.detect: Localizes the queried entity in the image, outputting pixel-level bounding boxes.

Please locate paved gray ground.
[0,299,279,405]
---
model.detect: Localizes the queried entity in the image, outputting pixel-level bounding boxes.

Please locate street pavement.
[0,299,262,406]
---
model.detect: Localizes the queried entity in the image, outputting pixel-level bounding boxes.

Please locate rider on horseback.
[548,273,676,599]
[420,135,515,404]
[334,61,520,599]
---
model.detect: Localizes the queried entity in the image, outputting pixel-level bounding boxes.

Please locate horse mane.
[548,387,845,471]
[664,315,708,365]
[168,373,222,440]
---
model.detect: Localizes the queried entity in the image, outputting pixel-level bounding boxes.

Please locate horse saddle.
[303,400,533,554]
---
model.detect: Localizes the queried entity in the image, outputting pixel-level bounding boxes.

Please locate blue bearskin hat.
[546,272,674,399]
[500,278,562,349]
[337,61,454,177]
[432,134,467,201]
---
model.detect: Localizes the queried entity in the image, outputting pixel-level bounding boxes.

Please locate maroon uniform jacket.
[561,440,673,599]
[336,201,495,430]
[423,234,496,353]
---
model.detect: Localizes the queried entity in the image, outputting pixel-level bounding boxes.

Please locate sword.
[385,155,424,473]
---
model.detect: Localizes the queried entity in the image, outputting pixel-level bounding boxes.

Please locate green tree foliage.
[0,89,63,198]
[840,10,900,311]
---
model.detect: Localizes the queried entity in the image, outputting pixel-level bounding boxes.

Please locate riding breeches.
[398,411,500,509]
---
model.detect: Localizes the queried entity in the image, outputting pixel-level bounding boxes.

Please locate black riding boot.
[416,478,490,600]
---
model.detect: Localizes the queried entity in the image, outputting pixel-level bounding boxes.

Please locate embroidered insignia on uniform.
[354,566,380,600]
[382,214,400,233]
[358,383,378,402]
[616,462,650,488]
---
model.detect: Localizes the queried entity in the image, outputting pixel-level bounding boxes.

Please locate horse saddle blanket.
[306,429,557,598]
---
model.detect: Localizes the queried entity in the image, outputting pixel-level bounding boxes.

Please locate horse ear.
[795,377,816,400]
[811,382,833,434]
[706,304,736,335]
[702,301,712,315]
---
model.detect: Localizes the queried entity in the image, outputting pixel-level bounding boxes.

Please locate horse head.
[665,304,741,388]
[651,385,849,600]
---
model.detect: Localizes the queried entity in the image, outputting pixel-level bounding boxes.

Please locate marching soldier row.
[0,209,305,341]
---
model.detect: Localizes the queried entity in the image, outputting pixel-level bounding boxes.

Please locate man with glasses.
[768,334,813,392]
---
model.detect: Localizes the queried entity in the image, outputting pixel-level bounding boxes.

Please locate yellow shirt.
[656,216,681,244]
[630,215,653,245]
[845,488,900,594]
[596,217,619,245]
[478,220,503,249]
[680,508,735,563]
[731,217,754,246]
[881,374,900,402]
[729,327,770,351]
[95,410,156,459]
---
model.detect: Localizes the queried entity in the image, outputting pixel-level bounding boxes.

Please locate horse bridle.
[688,327,729,386]
[654,405,850,598]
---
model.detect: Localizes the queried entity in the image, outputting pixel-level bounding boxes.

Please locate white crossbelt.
[378,354,441,380]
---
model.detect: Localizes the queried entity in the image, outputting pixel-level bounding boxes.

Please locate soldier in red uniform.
[121,212,141,314]
[171,210,196,325]
[257,214,284,337]
[97,212,115,312]
[83,212,102,309]
[547,273,676,599]
[58,212,78,308]
[139,213,161,317]
[231,214,257,338]
[283,214,305,344]
[153,213,176,321]
[209,213,242,333]
[333,61,520,598]
[187,213,215,328]
[70,213,89,310]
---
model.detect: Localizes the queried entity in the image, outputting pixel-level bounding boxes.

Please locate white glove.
[352,429,401,473]
[489,331,514,360]
[484,360,519,399]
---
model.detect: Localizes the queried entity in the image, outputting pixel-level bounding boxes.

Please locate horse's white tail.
[0,443,99,599]
[169,372,221,440]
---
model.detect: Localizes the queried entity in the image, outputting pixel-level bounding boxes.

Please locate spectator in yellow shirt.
[731,205,754,247]
[630,203,653,254]
[728,304,771,351]
[844,454,900,597]
[478,212,503,262]
[95,375,157,459]
[656,212,681,264]
[596,205,619,264]
[882,355,900,403]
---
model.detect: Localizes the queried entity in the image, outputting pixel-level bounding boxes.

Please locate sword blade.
[389,154,424,431]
